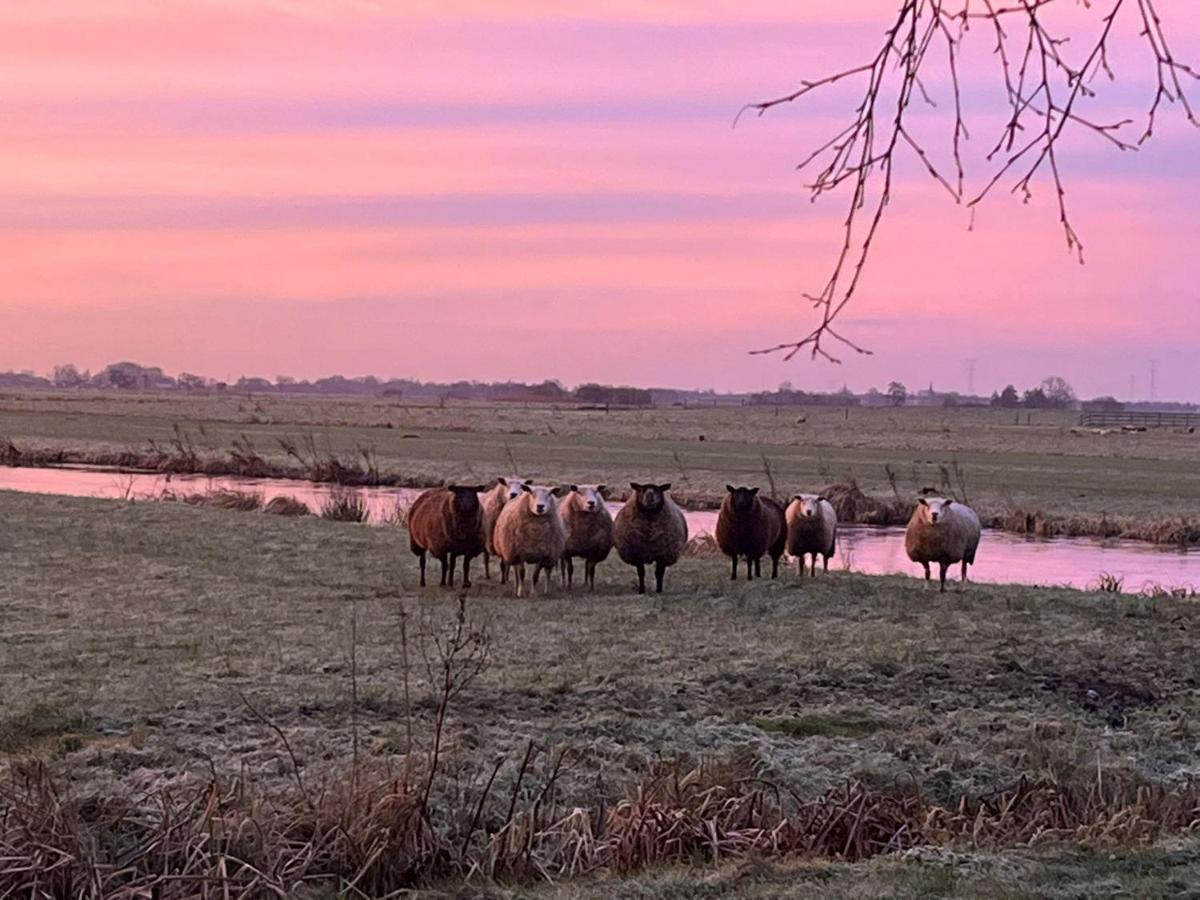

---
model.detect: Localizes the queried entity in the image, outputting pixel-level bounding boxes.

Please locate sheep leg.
[635,563,647,594]
[447,553,458,587]
[754,557,761,579]
[771,555,780,579]
[483,550,491,580]
[515,562,526,598]
[586,560,596,591]
[938,562,949,593]
[417,549,427,587]
[566,557,575,591]
[439,555,448,587]
[730,555,738,581]
[921,561,931,586]
[500,561,510,585]
[822,554,829,573]
[461,554,472,589]
[654,561,667,594]
[961,560,969,584]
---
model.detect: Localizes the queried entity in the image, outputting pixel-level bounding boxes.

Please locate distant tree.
[177,372,208,390]
[275,375,296,386]
[991,385,1021,408]
[52,364,86,388]
[779,380,794,393]
[887,381,907,407]
[1040,376,1077,408]
[1022,387,1050,408]
[1083,396,1125,412]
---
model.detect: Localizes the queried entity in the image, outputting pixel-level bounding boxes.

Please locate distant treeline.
[0,362,1193,412]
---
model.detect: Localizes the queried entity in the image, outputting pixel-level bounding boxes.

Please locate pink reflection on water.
[1,465,1195,594]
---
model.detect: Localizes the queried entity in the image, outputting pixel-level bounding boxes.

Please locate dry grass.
[262,495,312,517]
[2,391,1198,545]
[5,491,1200,894]
[318,487,370,522]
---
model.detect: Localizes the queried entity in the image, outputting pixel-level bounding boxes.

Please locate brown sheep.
[407,484,486,588]
[785,494,838,576]
[715,486,786,580]
[480,475,530,582]
[558,484,613,590]
[612,482,688,594]
[905,497,982,591]
[493,484,567,598]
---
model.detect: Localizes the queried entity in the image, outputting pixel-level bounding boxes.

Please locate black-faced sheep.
[785,494,838,576]
[612,482,688,594]
[407,485,487,588]
[558,484,613,590]
[905,497,981,591]
[493,484,567,598]
[715,486,786,580]
[480,475,530,582]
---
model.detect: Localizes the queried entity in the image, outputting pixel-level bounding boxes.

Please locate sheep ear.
[496,477,507,487]
[596,484,606,495]
[918,497,928,506]
[446,483,458,491]
[520,483,533,493]
[725,485,735,493]
[749,487,759,496]
[551,485,566,497]
[522,479,532,485]
[659,483,672,492]
[630,482,643,491]
[944,498,953,507]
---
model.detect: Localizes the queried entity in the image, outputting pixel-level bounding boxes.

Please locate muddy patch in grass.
[1042,668,1160,727]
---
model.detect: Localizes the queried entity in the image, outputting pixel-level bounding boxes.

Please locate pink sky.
[2,2,1198,399]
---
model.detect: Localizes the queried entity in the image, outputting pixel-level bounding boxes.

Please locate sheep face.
[447,485,485,517]
[725,485,760,514]
[571,484,607,513]
[792,494,820,519]
[520,483,560,516]
[498,476,532,501]
[918,497,953,525]
[630,482,672,514]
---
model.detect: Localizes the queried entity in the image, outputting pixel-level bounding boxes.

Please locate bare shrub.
[262,495,312,517]
[319,488,370,523]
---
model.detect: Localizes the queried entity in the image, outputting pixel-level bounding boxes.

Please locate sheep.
[407,484,487,588]
[493,484,567,598]
[715,486,786,580]
[613,482,688,594]
[785,494,838,576]
[558,484,613,590]
[480,475,530,582]
[905,497,981,591]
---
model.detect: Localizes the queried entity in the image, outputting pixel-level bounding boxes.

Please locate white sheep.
[492,484,567,598]
[480,475,530,582]
[904,497,981,591]
[785,494,838,576]
[558,484,613,590]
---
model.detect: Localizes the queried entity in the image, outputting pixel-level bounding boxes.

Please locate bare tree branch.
[741,0,1198,363]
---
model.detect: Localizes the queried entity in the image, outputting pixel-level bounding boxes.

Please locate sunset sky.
[3,2,1197,399]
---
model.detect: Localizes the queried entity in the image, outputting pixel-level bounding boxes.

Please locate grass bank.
[3,491,1200,894]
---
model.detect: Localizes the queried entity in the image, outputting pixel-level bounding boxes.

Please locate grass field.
[1,389,1199,543]
[4,490,1200,895]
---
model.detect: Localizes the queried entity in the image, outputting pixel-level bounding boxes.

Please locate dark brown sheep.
[612,483,688,594]
[715,486,786,580]
[407,484,486,588]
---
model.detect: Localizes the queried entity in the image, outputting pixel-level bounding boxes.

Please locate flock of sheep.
[407,478,982,596]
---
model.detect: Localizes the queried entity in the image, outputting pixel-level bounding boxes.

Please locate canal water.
[1,466,1196,594]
